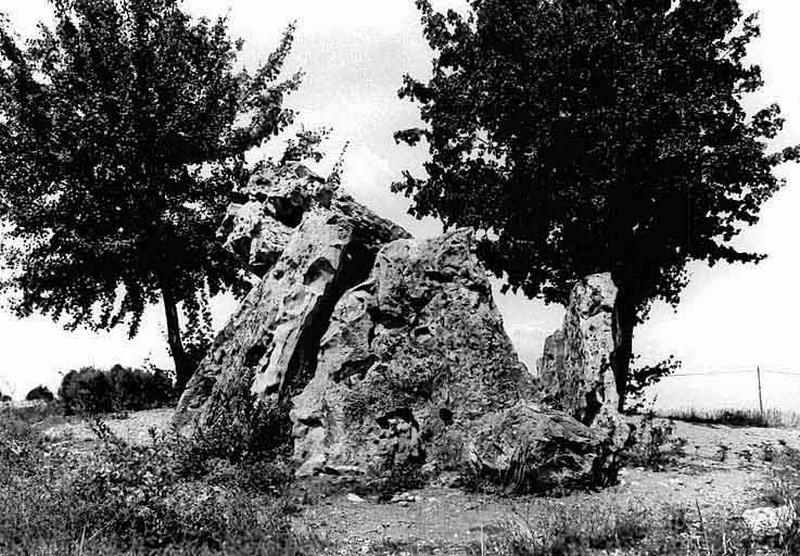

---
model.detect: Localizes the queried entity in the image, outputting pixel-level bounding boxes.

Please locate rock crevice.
[176,165,628,492]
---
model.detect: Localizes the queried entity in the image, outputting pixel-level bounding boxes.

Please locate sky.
[0,0,798,410]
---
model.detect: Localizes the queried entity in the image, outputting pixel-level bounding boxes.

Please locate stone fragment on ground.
[742,505,796,540]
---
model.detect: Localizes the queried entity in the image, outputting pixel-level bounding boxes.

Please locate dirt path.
[41,411,800,555]
[294,422,800,555]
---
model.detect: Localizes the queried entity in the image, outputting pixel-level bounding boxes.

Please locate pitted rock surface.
[290,231,618,490]
[538,273,630,451]
[216,162,404,278]
[175,167,408,426]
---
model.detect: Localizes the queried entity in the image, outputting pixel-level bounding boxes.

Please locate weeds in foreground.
[624,414,687,471]
[476,504,759,555]
[475,445,800,555]
[0,400,319,554]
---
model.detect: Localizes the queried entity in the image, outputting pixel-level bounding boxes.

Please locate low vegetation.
[659,408,800,429]
[58,365,175,415]
[0,399,319,554]
[25,385,55,402]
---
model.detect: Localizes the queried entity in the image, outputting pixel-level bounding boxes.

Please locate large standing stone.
[538,273,630,452]
[539,273,620,421]
[290,231,619,490]
[175,171,408,426]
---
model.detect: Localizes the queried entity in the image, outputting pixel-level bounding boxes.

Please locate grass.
[657,407,800,428]
[4,398,800,555]
[470,439,800,555]
[0,401,322,555]
[477,499,796,555]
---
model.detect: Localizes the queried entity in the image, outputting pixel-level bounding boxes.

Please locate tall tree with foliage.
[395,0,795,409]
[0,0,302,390]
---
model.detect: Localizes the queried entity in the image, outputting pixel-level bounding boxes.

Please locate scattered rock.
[742,505,795,540]
[345,493,366,503]
[390,492,418,504]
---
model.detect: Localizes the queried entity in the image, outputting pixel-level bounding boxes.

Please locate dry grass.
[657,407,800,429]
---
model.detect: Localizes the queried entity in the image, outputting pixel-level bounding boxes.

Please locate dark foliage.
[396,0,797,408]
[58,365,175,415]
[626,356,682,413]
[0,0,302,390]
[25,385,54,402]
[58,367,115,415]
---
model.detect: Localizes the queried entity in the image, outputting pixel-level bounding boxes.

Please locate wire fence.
[662,369,800,378]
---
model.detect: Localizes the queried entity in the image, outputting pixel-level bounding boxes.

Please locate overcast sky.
[1,0,799,408]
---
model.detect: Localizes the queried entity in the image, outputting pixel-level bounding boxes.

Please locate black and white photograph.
[1,1,799,554]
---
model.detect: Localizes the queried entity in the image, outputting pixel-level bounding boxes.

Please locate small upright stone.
[539,273,620,423]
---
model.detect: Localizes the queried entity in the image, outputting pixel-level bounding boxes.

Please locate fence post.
[757,365,764,418]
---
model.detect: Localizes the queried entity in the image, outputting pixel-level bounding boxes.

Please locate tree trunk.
[160,276,192,393]
[613,289,636,413]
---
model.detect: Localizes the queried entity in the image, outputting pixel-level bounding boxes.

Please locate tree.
[0,0,302,390]
[25,385,55,402]
[395,0,795,409]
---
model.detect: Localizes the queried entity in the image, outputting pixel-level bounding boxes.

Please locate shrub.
[0,409,319,554]
[625,415,687,471]
[108,364,175,411]
[58,368,115,415]
[58,365,175,416]
[25,385,54,402]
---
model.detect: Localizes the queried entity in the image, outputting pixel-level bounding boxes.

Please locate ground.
[41,409,800,555]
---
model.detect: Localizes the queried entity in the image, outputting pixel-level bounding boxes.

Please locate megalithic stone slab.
[290,230,622,490]
[539,273,620,423]
[176,203,408,427]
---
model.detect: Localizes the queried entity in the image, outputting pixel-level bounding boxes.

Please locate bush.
[0,408,319,554]
[25,385,54,402]
[58,365,175,416]
[625,416,687,471]
[108,364,175,411]
[58,368,115,415]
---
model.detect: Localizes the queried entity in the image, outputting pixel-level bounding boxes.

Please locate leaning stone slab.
[176,200,408,427]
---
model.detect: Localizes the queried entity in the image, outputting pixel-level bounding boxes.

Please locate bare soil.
[43,411,800,555]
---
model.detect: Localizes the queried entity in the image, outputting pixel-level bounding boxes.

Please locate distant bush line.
[657,407,800,429]
[58,365,176,415]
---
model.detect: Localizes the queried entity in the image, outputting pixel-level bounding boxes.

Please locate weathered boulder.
[742,505,795,540]
[539,273,620,420]
[290,231,619,490]
[175,169,408,425]
[216,163,332,277]
[538,273,631,452]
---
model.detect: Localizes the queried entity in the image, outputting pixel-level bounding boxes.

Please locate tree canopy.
[0,0,302,389]
[395,0,795,406]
